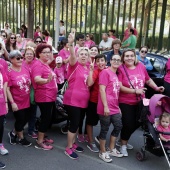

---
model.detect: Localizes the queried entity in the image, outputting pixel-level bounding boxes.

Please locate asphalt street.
[1,112,169,170]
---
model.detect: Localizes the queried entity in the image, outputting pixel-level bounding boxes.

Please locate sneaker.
[108,148,123,158]
[35,141,53,150]
[64,147,78,160]
[99,152,112,163]
[8,131,17,145]
[72,143,84,152]
[28,132,38,139]
[120,145,128,157]
[116,141,133,150]
[18,138,32,147]
[95,136,99,144]
[77,134,84,143]
[87,142,99,153]
[0,144,8,155]
[44,137,54,144]
[84,135,89,143]
[0,162,6,169]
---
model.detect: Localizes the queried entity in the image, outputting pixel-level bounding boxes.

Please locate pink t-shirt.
[123,28,138,41]
[0,66,8,115]
[84,40,95,48]
[54,66,65,84]
[63,62,90,108]
[157,125,170,140]
[58,48,70,78]
[31,60,58,102]
[8,66,31,110]
[97,68,120,115]
[118,63,150,105]
[34,32,41,39]
[0,58,8,73]
[164,58,170,83]
[23,59,37,73]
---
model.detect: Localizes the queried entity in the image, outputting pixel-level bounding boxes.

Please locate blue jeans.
[28,104,37,134]
[99,113,122,140]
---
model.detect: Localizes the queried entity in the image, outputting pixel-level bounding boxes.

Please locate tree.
[27,0,34,38]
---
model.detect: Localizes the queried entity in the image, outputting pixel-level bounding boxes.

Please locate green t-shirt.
[122,35,137,49]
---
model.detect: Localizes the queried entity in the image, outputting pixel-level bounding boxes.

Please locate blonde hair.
[159,112,170,123]
[77,47,90,57]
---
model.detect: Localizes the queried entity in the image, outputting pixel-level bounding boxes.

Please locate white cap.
[55,56,62,63]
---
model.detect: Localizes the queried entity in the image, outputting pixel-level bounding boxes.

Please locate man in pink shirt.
[122,21,138,42]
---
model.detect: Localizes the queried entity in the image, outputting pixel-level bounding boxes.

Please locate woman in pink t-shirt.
[97,55,123,163]
[7,50,32,147]
[31,43,58,150]
[164,58,170,97]
[0,65,9,155]
[84,33,95,48]
[63,33,90,160]
[117,49,164,157]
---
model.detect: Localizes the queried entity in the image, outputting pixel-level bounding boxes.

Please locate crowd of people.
[0,21,169,169]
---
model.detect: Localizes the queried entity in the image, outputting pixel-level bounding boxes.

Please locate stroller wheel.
[60,124,69,135]
[136,151,145,161]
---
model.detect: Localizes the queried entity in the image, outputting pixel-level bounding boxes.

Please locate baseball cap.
[55,56,62,63]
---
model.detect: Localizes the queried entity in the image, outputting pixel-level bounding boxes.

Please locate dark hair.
[60,20,64,24]
[76,33,84,41]
[86,33,94,41]
[42,30,50,36]
[139,46,148,52]
[130,29,134,34]
[34,36,43,43]
[21,24,27,30]
[58,38,68,51]
[121,49,138,65]
[1,31,7,38]
[6,33,17,52]
[109,30,115,34]
[95,54,106,62]
[35,43,52,58]
[89,45,99,53]
[19,28,24,34]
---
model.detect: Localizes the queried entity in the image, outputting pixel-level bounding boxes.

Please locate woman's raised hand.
[90,59,95,71]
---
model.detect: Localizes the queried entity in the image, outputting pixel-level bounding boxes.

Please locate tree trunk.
[27,0,35,38]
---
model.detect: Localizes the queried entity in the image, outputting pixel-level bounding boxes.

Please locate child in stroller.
[136,94,170,168]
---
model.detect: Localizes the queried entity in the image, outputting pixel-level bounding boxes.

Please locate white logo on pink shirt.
[0,73,3,89]
[113,78,120,99]
[129,75,144,89]
[17,77,31,93]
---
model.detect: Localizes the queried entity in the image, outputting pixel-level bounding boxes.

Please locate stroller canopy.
[148,94,170,123]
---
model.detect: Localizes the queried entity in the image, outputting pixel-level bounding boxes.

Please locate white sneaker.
[108,148,123,158]
[116,141,133,150]
[99,152,112,163]
[0,144,9,155]
[120,145,128,157]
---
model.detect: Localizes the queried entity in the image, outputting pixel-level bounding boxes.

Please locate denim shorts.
[99,113,122,140]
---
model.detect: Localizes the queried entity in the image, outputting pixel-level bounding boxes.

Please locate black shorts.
[86,101,99,126]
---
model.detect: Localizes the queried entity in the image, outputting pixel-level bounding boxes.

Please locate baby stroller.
[136,94,170,168]
[35,94,69,134]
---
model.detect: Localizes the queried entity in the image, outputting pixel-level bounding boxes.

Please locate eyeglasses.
[111,58,121,63]
[25,53,34,56]
[16,56,24,60]
[41,51,52,54]
[10,37,16,40]
[16,36,21,38]
[140,50,147,54]
[35,41,42,43]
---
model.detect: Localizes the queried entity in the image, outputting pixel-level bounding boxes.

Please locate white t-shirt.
[0,38,5,48]
[99,38,113,53]
[59,26,65,37]
[4,28,12,35]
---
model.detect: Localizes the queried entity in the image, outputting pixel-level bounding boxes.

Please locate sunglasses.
[140,50,147,54]
[16,56,24,60]
[10,37,16,40]
[35,41,42,43]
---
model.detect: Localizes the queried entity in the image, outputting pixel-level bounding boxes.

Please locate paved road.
[1,113,169,170]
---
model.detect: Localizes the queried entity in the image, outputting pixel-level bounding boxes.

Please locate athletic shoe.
[77,134,84,143]
[18,138,32,147]
[99,152,112,163]
[0,162,6,169]
[28,132,38,139]
[108,148,123,157]
[84,135,89,143]
[35,141,53,150]
[44,137,54,144]
[72,143,84,152]
[120,145,128,157]
[8,131,17,145]
[87,142,99,153]
[64,147,78,160]
[116,141,133,150]
[95,136,99,144]
[0,144,8,155]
